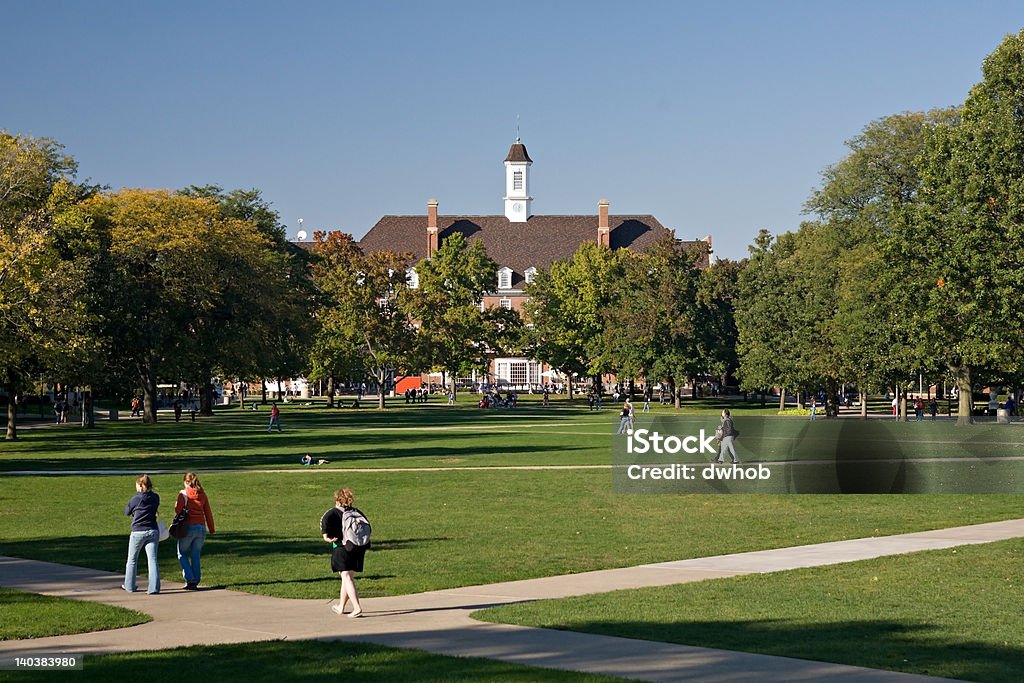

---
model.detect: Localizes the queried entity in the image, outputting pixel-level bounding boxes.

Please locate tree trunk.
[326,374,335,408]
[564,369,574,399]
[954,367,973,426]
[140,367,158,424]
[778,387,787,412]
[261,378,267,405]
[376,368,387,410]
[860,390,867,419]
[628,378,636,402]
[201,370,215,416]
[6,390,17,441]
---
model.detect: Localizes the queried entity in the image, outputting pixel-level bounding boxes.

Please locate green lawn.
[1,401,1021,473]
[2,402,1023,680]
[0,469,1020,598]
[475,539,1024,683]
[7,640,620,682]
[0,587,149,640]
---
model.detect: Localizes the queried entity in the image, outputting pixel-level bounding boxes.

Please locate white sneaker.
[331,604,345,615]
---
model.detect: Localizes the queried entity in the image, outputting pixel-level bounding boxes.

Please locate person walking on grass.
[123,474,160,594]
[320,487,370,617]
[616,398,632,434]
[267,402,282,432]
[713,408,739,465]
[175,472,216,590]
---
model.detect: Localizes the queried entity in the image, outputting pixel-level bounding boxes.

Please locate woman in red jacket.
[175,471,216,590]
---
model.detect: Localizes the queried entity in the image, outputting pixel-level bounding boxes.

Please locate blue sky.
[4,1,1023,260]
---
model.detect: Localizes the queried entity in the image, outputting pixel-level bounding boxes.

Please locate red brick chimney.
[597,199,610,247]
[427,199,439,257]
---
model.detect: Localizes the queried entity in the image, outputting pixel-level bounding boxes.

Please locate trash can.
[997,408,1011,424]
[109,408,118,421]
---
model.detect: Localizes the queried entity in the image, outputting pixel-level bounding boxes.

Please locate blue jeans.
[177,524,207,584]
[267,416,281,432]
[124,528,160,593]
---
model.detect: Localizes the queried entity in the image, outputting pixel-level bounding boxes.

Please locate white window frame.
[499,298,512,310]
[406,267,419,289]
[497,267,513,290]
[524,266,537,284]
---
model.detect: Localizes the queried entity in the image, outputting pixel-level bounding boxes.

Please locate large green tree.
[83,189,289,422]
[0,133,93,440]
[414,233,518,396]
[311,231,419,410]
[886,31,1024,424]
[806,110,957,417]
[602,238,705,407]
[178,185,312,413]
[523,241,622,397]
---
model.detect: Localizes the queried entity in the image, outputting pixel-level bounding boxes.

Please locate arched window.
[497,267,513,290]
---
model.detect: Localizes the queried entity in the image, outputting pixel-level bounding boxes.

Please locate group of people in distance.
[124,474,370,617]
[123,472,215,594]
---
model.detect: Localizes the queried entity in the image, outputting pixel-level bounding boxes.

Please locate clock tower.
[503,138,532,222]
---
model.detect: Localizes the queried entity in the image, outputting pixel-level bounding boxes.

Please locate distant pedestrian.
[320,487,368,618]
[175,471,216,590]
[616,400,632,434]
[174,399,182,422]
[810,398,817,421]
[914,397,925,422]
[642,387,651,413]
[929,398,938,420]
[542,386,550,407]
[131,396,141,417]
[123,474,160,594]
[713,408,739,465]
[267,402,282,432]
[53,398,63,425]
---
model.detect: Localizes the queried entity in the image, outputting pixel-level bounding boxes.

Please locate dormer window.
[497,267,513,290]
[406,267,419,289]
[524,267,537,285]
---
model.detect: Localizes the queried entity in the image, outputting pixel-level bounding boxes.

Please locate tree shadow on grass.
[0,440,591,473]
[0,532,452,578]
[518,617,1024,682]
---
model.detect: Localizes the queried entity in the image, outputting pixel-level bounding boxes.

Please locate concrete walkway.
[3,518,1023,681]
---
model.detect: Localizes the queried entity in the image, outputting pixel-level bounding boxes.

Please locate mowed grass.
[7,640,621,682]
[0,469,1021,598]
[0,587,150,640]
[2,400,1022,474]
[0,402,614,471]
[476,539,1024,683]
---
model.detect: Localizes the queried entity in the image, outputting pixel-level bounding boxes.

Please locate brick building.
[355,139,712,390]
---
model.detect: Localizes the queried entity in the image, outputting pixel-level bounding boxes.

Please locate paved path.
[4,518,1023,681]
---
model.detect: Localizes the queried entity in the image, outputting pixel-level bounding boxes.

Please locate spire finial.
[515,115,520,143]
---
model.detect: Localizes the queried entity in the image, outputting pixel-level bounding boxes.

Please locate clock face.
[513,202,523,212]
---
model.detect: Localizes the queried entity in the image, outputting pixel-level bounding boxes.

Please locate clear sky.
[4,1,1023,260]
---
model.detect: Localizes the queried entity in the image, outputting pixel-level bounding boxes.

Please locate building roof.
[504,140,532,163]
[358,214,706,287]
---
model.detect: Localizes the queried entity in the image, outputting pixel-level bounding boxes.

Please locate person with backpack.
[320,487,370,617]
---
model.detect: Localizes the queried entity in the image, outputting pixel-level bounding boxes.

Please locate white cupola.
[503,138,532,222]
